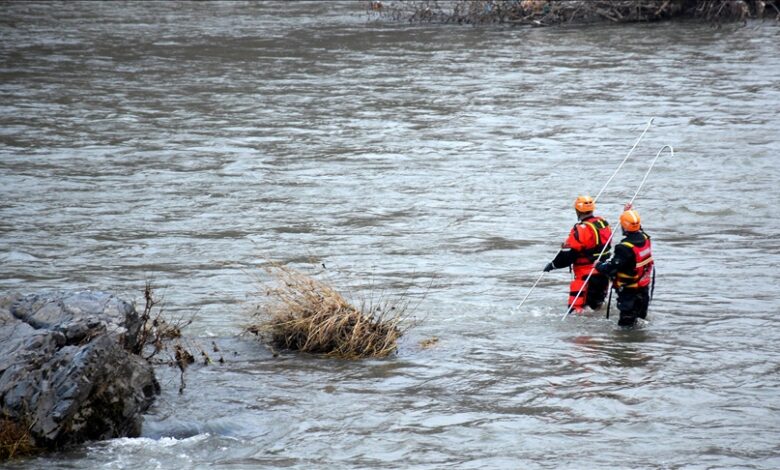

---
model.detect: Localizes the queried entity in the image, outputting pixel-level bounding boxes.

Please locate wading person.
[543,195,612,313]
[596,206,654,327]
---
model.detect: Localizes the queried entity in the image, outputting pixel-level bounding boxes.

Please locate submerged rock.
[0,291,160,449]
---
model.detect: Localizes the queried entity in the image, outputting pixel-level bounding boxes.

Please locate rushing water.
[2,1,780,468]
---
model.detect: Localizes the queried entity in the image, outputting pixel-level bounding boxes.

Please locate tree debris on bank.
[369,0,779,25]
[248,266,408,359]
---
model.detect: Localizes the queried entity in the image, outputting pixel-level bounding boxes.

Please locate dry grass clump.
[0,417,35,461]
[248,266,408,359]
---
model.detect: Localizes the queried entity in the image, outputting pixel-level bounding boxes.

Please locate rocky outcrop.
[0,291,160,449]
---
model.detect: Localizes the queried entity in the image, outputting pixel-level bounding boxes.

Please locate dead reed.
[419,336,440,349]
[0,417,35,461]
[248,266,408,359]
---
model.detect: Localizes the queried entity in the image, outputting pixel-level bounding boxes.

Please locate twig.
[655,0,671,16]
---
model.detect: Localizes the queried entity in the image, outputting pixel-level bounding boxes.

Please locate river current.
[1,1,779,469]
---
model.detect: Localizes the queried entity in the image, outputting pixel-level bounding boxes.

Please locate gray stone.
[0,291,160,448]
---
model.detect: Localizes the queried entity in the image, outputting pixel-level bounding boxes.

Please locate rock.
[0,291,160,448]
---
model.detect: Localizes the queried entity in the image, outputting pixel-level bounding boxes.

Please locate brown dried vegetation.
[248,266,409,359]
[0,416,34,461]
[134,282,189,360]
[136,282,206,394]
[372,0,779,25]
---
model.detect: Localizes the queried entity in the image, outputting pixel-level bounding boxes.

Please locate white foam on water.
[101,433,210,450]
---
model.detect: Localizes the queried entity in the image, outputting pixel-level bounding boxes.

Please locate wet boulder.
[0,291,160,448]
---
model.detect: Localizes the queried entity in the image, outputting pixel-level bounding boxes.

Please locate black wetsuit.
[596,230,653,327]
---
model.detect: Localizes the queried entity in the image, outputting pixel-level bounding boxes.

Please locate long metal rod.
[517,118,655,310]
[594,118,655,202]
[561,144,674,321]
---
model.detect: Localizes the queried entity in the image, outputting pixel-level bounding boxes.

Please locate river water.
[1,1,779,469]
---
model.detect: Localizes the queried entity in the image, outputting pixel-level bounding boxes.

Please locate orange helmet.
[620,209,641,232]
[574,195,595,213]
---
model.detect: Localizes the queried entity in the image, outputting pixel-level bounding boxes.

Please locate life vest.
[615,234,654,288]
[571,216,612,266]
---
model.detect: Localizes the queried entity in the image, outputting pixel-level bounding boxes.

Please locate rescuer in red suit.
[544,195,613,313]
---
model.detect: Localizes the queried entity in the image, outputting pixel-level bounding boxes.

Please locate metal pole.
[517,118,655,310]
[561,144,673,321]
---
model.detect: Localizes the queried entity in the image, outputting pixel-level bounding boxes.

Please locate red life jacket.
[571,216,612,266]
[615,234,654,288]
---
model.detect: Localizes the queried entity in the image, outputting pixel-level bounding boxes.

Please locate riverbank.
[371,0,779,25]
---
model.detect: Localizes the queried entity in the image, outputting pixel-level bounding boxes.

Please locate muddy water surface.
[1,2,779,469]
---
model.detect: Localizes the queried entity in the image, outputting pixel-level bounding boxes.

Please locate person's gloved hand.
[543,262,554,272]
[595,262,608,273]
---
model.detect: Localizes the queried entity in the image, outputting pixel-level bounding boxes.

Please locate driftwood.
[370,0,779,25]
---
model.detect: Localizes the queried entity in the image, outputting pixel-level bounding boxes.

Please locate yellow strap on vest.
[616,272,640,288]
[617,236,650,288]
[583,221,600,245]
[636,257,654,268]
